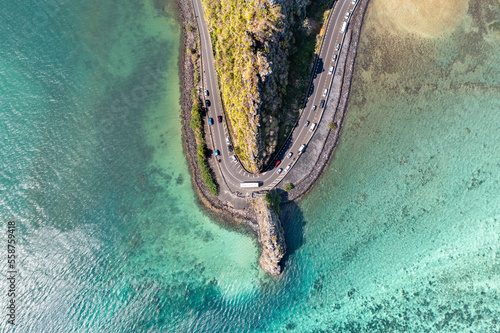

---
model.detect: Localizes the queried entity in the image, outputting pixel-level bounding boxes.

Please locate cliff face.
[201,0,309,172]
[253,196,286,276]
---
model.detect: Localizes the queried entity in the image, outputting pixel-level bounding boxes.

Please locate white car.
[204,90,209,96]
[287,152,293,158]
[332,54,337,62]
[335,44,340,51]
[284,165,291,172]
[232,155,237,162]
[226,137,230,145]
[323,89,328,97]
[277,168,283,175]
[352,0,356,4]
[312,105,317,111]
[328,66,334,75]
[345,12,350,19]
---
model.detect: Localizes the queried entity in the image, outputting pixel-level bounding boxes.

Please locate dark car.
[275,160,281,166]
[217,116,222,123]
[208,118,214,125]
[228,145,233,152]
[205,99,211,107]
[320,100,325,108]
[305,120,310,127]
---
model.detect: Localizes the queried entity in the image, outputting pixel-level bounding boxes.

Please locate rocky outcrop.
[201,0,310,172]
[253,196,286,276]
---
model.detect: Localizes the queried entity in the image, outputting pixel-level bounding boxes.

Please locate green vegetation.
[489,21,500,32]
[201,0,334,171]
[329,122,337,130]
[264,190,282,214]
[201,0,295,172]
[190,93,218,196]
[284,183,294,191]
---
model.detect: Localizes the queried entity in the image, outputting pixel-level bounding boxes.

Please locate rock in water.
[253,196,286,276]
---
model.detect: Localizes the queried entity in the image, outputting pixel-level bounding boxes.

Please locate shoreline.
[175,0,369,230]
[175,0,259,233]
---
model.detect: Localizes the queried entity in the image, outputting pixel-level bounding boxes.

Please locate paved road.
[192,0,358,196]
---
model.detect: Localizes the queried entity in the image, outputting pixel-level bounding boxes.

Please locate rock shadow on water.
[279,191,306,266]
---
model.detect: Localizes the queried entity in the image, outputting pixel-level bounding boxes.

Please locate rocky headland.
[253,196,286,276]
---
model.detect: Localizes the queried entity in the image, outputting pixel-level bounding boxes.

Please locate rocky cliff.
[253,196,286,276]
[201,0,310,172]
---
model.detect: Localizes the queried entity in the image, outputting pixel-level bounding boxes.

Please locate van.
[341,21,348,33]
[309,123,317,132]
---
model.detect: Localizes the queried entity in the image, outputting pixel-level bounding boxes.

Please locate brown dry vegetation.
[201,0,335,172]
[201,0,311,172]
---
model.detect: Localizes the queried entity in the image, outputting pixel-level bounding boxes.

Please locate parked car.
[332,54,337,62]
[277,168,283,175]
[323,89,328,97]
[214,149,220,156]
[312,105,317,111]
[232,155,237,162]
[335,43,340,51]
[287,152,293,158]
[275,160,281,166]
[285,165,291,172]
[204,90,209,96]
[217,116,222,123]
[205,99,211,107]
[305,120,310,127]
[309,123,317,132]
[228,145,233,152]
[208,118,214,125]
[352,0,356,4]
[320,100,325,108]
[328,66,334,75]
[345,12,350,19]
[226,137,230,145]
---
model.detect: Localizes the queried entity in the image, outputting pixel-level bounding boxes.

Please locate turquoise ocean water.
[1,0,499,332]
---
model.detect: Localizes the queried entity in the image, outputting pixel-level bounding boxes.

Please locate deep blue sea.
[1,0,499,332]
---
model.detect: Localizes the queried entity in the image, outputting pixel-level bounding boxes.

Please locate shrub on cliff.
[264,190,282,214]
